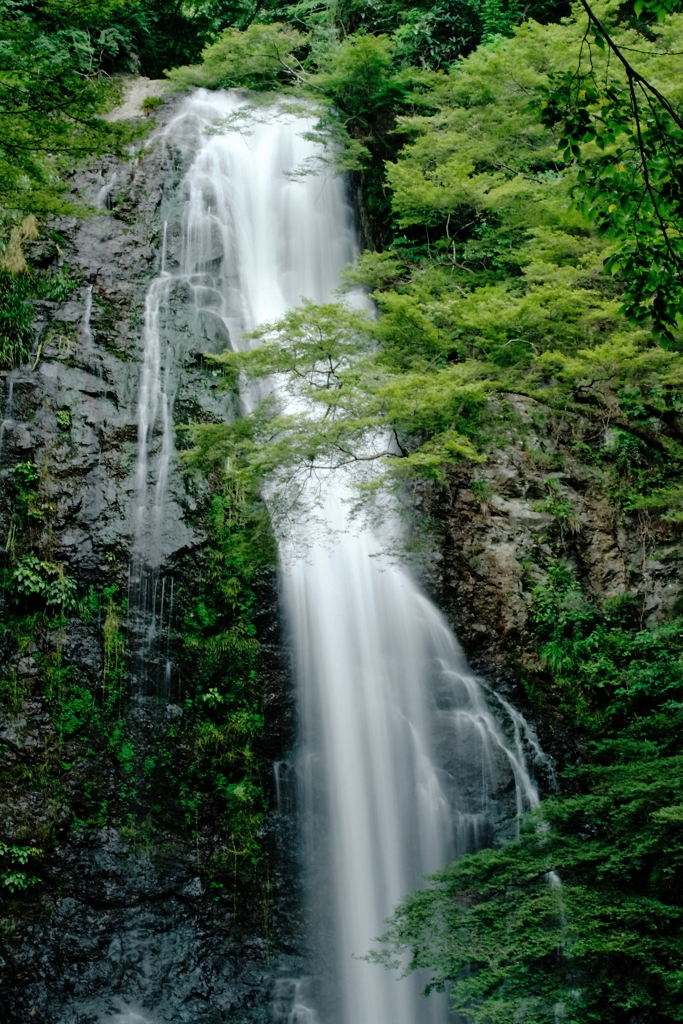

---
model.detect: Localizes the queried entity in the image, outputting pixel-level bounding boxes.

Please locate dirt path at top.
[105,77,167,121]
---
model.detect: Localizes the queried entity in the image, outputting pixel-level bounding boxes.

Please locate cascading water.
[129,89,551,1022]
[128,242,176,690]
[0,377,15,463]
[286,487,545,1024]
[98,169,117,209]
[80,285,94,347]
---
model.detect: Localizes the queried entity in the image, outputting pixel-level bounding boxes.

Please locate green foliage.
[312,32,434,161]
[539,1,683,340]
[52,680,95,737]
[56,408,71,430]
[10,556,77,612]
[0,0,297,214]
[140,95,163,115]
[389,1,485,67]
[189,300,485,518]
[5,475,42,531]
[167,23,309,92]
[0,270,34,367]
[528,566,683,729]
[373,748,683,1023]
[9,461,39,488]
[288,0,564,68]
[169,451,277,891]
[0,841,42,892]
[0,252,80,368]
[101,587,127,716]
[0,2,147,217]
[37,262,81,303]
[532,484,574,525]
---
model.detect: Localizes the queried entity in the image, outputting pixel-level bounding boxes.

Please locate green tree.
[0,0,142,216]
[540,0,683,340]
[166,22,309,91]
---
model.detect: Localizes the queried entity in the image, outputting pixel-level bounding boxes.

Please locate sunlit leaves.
[539,9,683,340]
[166,23,309,92]
[195,300,488,504]
[633,0,682,20]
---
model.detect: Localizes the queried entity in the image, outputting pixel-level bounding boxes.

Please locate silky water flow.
[128,89,551,1023]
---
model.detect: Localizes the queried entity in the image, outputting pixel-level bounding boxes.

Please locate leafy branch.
[540,0,683,341]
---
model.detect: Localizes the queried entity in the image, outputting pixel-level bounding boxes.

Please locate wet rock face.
[11,829,268,1024]
[1,94,237,590]
[0,691,301,1024]
[0,97,298,1022]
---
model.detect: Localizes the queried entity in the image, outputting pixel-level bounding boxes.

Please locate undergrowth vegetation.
[171,455,278,899]
[0,439,277,908]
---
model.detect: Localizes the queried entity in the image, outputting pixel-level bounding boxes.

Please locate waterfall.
[98,169,117,209]
[129,89,550,1022]
[80,285,94,347]
[285,484,543,1024]
[0,377,15,463]
[128,255,177,692]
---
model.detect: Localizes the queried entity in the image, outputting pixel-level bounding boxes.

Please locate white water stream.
[130,89,550,1024]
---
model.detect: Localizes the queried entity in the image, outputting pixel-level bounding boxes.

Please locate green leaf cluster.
[539,2,683,338]
[0,841,42,892]
[0,250,79,368]
[168,449,278,890]
[166,22,309,92]
[11,555,77,611]
[373,761,683,1022]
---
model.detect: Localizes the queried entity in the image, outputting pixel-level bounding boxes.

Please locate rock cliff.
[0,95,299,1024]
[423,393,683,756]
